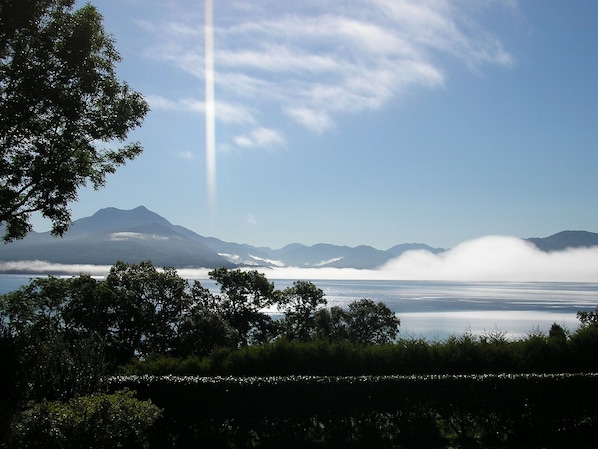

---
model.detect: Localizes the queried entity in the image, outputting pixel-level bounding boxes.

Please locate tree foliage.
[0,276,106,401]
[312,299,400,344]
[576,306,598,328]
[103,261,191,361]
[6,390,162,449]
[209,267,277,346]
[345,298,401,344]
[278,280,326,341]
[0,263,407,388]
[0,0,148,241]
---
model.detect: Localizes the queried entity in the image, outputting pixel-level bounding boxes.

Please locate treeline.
[123,324,598,376]
[0,260,400,396]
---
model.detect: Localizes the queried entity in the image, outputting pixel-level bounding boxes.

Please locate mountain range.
[1,206,597,271]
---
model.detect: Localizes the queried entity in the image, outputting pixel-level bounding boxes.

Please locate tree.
[173,281,238,357]
[209,267,277,346]
[0,0,149,242]
[346,299,400,345]
[576,307,598,328]
[313,306,350,343]
[0,276,106,401]
[278,280,326,341]
[104,261,191,361]
[313,299,400,345]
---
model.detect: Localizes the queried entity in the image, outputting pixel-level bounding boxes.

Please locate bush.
[6,390,162,449]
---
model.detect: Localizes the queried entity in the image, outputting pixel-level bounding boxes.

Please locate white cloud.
[108,232,170,241]
[146,95,255,124]
[0,261,112,276]
[233,127,285,149]
[284,107,333,134]
[246,213,257,226]
[139,0,516,137]
[175,150,195,160]
[379,236,598,282]
[205,236,598,283]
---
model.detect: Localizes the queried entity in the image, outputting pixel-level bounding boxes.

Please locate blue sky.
[43,0,598,250]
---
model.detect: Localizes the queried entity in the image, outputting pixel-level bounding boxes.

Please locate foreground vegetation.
[2,260,598,447]
[107,373,598,448]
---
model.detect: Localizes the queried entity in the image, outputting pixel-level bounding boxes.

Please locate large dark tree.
[104,261,192,362]
[278,280,326,341]
[0,0,148,241]
[209,267,277,346]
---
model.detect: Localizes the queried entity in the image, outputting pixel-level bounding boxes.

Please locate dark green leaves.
[7,390,162,449]
[0,0,148,241]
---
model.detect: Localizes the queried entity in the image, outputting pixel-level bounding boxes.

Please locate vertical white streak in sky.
[204,0,216,214]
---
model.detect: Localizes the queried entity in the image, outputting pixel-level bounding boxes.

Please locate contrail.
[204,0,216,215]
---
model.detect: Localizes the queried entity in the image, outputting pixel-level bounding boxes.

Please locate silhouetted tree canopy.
[278,280,326,341]
[0,0,148,241]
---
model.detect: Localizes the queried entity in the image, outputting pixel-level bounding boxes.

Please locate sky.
[33,0,598,251]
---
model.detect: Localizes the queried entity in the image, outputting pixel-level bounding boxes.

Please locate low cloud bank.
[0,261,112,277]
[379,236,598,282]
[2,236,598,282]
[264,236,598,282]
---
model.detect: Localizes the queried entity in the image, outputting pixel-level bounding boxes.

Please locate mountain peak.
[527,230,598,252]
[71,206,172,235]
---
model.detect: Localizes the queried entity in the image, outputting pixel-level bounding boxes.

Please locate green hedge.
[122,335,598,377]
[108,373,598,448]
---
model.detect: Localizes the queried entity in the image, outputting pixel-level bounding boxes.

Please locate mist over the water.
[262,236,598,282]
[380,236,598,282]
[1,236,598,282]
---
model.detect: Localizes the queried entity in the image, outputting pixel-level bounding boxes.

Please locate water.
[310,280,598,340]
[2,274,597,341]
[0,274,44,294]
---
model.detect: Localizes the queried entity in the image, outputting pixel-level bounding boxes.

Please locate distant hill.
[6,207,596,272]
[526,230,598,252]
[0,206,236,269]
[0,206,445,271]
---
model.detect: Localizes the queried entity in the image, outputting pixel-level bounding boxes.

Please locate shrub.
[6,390,162,449]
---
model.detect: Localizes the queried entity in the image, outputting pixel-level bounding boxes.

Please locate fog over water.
[257,236,598,283]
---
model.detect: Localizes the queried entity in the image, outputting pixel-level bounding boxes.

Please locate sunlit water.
[2,275,597,341]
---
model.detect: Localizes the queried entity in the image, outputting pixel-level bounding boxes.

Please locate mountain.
[0,206,236,269]
[66,206,173,237]
[8,207,597,272]
[526,230,598,252]
[0,206,446,270]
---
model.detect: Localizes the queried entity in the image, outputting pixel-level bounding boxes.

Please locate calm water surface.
[310,280,598,340]
[2,275,597,341]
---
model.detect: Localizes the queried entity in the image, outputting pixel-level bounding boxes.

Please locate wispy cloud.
[145,95,255,124]
[233,127,285,150]
[175,150,195,160]
[0,261,112,276]
[139,0,516,142]
[246,213,258,226]
[108,232,170,241]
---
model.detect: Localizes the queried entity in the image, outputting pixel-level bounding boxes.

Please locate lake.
[1,274,597,341]
[309,279,598,340]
